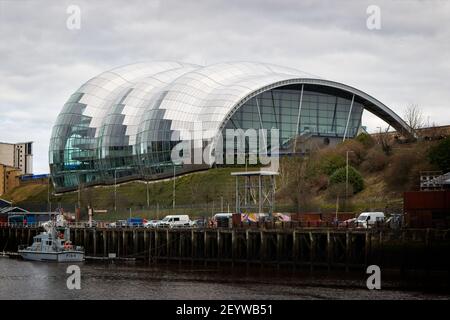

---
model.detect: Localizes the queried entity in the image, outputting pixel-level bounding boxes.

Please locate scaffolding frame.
[232,170,278,215]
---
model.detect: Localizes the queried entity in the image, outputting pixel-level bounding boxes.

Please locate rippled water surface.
[0,257,448,300]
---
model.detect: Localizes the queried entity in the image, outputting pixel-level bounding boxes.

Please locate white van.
[156,215,190,228]
[356,212,385,228]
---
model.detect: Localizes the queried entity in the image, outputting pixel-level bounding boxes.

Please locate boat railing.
[0,222,42,228]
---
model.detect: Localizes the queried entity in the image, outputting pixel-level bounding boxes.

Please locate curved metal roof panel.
[51,60,414,168]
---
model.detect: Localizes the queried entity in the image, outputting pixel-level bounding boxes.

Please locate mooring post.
[364,231,371,267]
[177,232,181,264]
[204,230,208,265]
[425,228,431,274]
[260,230,265,266]
[327,230,332,271]
[293,230,298,270]
[231,229,237,267]
[155,230,159,263]
[378,230,383,266]
[83,229,88,253]
[112,230,117,257]
[246,229,250,266]
[166,229,170,263]
[401,229,406,276]
[122,230,126,257]
[217,230,221,266]
[191,229,195,265]
[93,230,97,257]
[309,232,314,271]
[277,232,282,268]
[133,229,138,257]
[143,229,147,261]
[103,230,107,257]
[345,231,350,272]
[148,229,153,263]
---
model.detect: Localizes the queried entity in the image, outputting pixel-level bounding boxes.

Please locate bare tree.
[404,104,425,131]
[278,158,315,213]
[376,125,393,155]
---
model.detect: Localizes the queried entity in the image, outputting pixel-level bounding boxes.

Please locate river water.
[0,257,448,300]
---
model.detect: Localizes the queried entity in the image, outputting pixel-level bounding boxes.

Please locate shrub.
[336,139,367,166]
[361,147,389,172]
[428,137,450,172]
[355,132,375,148]
[384,151,415,190]
[318,152,346,176]
[329,166,364,194]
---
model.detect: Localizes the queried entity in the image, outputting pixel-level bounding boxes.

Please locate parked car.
[156,215,190,228]
[338,218,356,228]
[144,220,160,228]
[114,220,127,228]
[83,220,97,228]
[355,212,385,228]
[386,214,403,229]
[190,218,206,228]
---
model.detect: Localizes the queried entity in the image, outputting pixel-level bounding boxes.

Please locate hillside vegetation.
[3,135,447,220]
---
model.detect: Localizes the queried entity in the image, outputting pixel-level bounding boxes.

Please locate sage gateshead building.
[49,61,414,191]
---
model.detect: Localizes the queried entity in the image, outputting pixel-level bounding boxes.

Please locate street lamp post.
[146,177,150,208]
[142,156,150,208]
[346,150,355,206]
[114,169,117,213]
[78,173,81,210]
[172,164,176,209]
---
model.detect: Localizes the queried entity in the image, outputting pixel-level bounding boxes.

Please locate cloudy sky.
[1,0,449,174]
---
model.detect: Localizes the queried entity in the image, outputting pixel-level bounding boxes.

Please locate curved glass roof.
[50,61,413,190]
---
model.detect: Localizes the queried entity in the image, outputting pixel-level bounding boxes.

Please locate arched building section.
[50,61,414,191]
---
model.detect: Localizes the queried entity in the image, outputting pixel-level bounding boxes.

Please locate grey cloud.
[0,0,449,173]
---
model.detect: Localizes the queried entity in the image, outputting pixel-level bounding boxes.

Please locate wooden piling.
[93,229,97,257]
[309,232,314,271]
[345,231,350,272]
[217,230,222,265]
[260,231,265,265]
[327,230,332,271]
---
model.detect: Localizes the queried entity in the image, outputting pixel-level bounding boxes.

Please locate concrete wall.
[0,142,33,175]
[0,164,21,196]
[0,143,15,167]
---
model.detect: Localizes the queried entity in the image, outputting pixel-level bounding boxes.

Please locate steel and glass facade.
[50,61,413,191]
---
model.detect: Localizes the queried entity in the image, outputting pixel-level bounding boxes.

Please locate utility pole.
[172,165,176,209]
[146,178,150,208]
[142,157,150,208]
[345,150,354,208]
[78,174,81,210]
[114,169,117,213]
[346,150,349,201]
[47,176,51,212]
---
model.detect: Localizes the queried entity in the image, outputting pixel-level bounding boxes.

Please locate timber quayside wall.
[1,226,450,273]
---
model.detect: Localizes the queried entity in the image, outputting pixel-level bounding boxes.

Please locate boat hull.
[18,250,84,262]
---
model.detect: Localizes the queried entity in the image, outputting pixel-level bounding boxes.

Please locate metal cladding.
[49,61,413,191]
